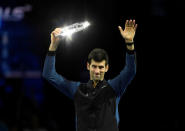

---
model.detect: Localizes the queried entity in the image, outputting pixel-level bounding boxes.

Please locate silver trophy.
[56,21,90,37]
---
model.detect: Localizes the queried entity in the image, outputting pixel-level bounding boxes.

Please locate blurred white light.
[56,21,90,38]
[83,21,90,28]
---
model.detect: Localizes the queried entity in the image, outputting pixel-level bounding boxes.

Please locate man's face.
[87,59,109,81]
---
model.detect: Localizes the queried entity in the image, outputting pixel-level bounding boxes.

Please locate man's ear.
[105,64,109,72]
[87,62,90,70]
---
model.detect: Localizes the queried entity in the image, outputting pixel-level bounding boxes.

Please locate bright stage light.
[56,21,90,38]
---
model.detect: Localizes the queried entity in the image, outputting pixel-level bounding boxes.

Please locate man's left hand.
[118,19,137,43]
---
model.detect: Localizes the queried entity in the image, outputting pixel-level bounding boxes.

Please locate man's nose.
[94,68,100,74]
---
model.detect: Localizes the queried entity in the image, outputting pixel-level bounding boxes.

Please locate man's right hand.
[49,28,62,51]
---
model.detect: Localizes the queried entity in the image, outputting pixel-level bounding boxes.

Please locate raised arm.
[108,19,137,98]
[42,28,80,100]
[108,52,136,97]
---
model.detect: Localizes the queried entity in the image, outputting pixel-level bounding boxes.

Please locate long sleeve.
[108,52,136,98]
[42,52,80,100]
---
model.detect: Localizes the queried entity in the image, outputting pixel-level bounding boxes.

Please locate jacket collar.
[87,79,107,89]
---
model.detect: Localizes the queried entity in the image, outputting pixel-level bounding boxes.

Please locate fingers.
[51,28,62,36]
[132,20,135,27]
[118,26,123,32]
[125,19,137,28]
[125,20,129,27]
[55,28,62,33]
[134,24,138,31]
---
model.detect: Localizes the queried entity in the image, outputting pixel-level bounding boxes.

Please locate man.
[42,19,137,131]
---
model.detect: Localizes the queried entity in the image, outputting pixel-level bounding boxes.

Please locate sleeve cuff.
[126,49,135,54]
[47,51,56,56]
[125,42,135,54]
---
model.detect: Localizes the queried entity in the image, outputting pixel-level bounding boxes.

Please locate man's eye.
[99,66,104,69]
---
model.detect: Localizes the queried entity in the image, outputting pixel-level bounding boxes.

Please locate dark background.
[0,0,184,130]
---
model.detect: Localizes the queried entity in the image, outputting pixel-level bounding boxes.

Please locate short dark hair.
[88,48,109,65]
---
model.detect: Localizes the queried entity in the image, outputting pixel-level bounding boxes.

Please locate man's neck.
[93,81,98,88]
[92,80,101,88]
